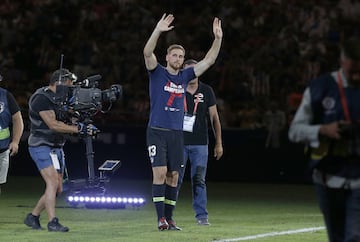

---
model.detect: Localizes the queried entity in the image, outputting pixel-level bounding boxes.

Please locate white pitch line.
[213,226,325,242]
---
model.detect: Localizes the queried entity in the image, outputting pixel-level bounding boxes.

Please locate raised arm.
[193,17,223,77]
[143,14,175,71]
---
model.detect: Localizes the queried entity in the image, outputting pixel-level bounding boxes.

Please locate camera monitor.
[98,160,121,171]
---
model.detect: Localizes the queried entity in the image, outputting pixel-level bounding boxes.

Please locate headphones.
[49,69,77,84]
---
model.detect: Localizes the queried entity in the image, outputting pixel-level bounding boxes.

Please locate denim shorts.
[28,146,65,173]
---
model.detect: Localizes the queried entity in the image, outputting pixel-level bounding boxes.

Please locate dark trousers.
[315,183,360,242]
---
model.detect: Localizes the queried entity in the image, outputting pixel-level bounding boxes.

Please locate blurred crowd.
[0,0,359,128]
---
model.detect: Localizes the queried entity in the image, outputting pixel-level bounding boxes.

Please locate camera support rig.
[54,56,144,208]
[66,123,116,199]
[85,134,96,183]
[60,78,145,208]
[82,120,121,189]
[66,129,145,209]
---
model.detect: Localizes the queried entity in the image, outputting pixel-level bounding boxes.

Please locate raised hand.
[213,17,223,39]
[155,13,175,32]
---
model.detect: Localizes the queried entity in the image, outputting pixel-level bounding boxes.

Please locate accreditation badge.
[50,151,60,170]
[183,114,196,132]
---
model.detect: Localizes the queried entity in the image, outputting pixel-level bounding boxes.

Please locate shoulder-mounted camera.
[56,74,122,122]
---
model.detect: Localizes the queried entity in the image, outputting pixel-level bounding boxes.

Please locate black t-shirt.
[7,92,20,115]
[30,92,56,130]
[31,93,55,112]
[183,81,216,145]
[28,88,66,147]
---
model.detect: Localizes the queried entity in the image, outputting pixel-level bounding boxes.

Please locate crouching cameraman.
[24,68,97,232]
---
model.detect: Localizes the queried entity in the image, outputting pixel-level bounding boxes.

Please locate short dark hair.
[341,37,360,61]
[49,68,76,84]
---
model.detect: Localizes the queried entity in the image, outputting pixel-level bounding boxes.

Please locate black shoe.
[24,213,43,230]
[168,220,182,231]
[47,217,69,232]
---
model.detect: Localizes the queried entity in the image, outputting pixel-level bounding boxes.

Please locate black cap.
[49,68,77,84]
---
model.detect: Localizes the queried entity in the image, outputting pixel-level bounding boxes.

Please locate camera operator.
[289,37,360,242]
[24,68,97,232]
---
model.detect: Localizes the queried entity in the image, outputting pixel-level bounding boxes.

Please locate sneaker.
[168,220,182,231]
[197,218,210,226]
[158,217,169,231]
[47,217,69,232]
[24,213,43,230]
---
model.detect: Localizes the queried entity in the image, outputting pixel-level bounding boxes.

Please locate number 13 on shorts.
[148,145,156,164]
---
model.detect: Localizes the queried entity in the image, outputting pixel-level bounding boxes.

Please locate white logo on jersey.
[194,93,204,103]
[164,81,184,94]
[322,96,336,115]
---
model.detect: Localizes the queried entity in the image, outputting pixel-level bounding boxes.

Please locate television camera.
[56,74,122,124]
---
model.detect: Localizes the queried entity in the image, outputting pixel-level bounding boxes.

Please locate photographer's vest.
[28,87,66,147]
[309,71,360,177]
[0,88,12,149]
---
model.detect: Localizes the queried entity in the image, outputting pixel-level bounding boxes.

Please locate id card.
[183,114,196,132]
[50,151,60,170]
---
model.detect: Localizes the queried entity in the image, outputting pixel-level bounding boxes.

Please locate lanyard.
[184,94,199,115]
[336,71,351,122]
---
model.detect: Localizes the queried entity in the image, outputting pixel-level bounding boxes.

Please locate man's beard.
[169,62,181,70]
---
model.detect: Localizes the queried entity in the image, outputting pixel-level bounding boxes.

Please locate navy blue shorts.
[146,127,183,172]
[28,146,65,173]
